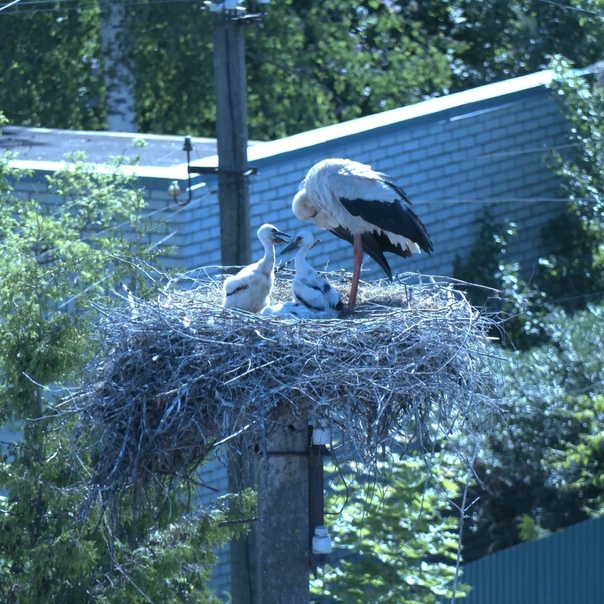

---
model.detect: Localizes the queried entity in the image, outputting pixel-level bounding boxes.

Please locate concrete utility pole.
[211,5,317,603]
[255,406,311,603]
[229,411,329,604]
[212,9,252,267]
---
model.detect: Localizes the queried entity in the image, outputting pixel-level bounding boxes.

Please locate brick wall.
[177,70,571,597]
[239,71,569,284]
[146,71,571,293]
[7,69,574,599]
[13,70,569,287]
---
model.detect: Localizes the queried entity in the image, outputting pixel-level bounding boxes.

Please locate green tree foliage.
[0,136,253,602]
[3,0,604,138]
[128,0,456,140]
[311,450,469,603]
[245,0,456,139]
[126,2,215,135]
[0,146,163,418]
[417,0,604,90]
[540,59,604,308]
[547,393,604,515]
[0,1,105,130]
[453,211,548,350]
[451,63,604,562]
[462,306,604,561]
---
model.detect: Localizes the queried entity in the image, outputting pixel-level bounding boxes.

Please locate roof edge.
[202,69,555,167]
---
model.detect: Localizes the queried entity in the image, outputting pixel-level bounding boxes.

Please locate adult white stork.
[280,230,343,318]
[222,223,289,313]
[292,158,433,308]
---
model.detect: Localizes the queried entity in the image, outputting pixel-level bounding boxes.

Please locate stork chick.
[292,158,433,308]
[261,301,323,319]
[280,230,343,318]
[222,223,289,313]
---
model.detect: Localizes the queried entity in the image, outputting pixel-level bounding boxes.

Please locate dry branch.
[73,270,502,511]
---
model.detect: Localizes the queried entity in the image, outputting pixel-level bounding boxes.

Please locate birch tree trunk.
[100,1,137,132]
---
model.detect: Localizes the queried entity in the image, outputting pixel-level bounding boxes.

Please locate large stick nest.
[74,271,501,510]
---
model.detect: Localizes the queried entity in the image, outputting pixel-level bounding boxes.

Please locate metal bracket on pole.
[203,0,269,24]
[309,437,331,575]
[178,135,257,206]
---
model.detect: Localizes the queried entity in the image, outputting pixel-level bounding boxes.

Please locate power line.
[0,0,23,13]
[3,0,82,6]
[5,0,195,6]
[536,0,604,19]
[0,0,200,16]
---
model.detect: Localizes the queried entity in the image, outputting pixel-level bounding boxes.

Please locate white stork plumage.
[260,301,322,319]
[222,223,289,313]
[280,230,343,318]
[292,158,433,308]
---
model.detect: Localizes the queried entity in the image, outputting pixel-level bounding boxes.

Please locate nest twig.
[73,270,502,513]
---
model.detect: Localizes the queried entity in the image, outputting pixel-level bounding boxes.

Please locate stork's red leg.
[349,233,363,308]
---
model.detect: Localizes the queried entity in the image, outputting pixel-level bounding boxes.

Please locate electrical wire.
[5,0,604,21]
[323,441,350,517]
[0,0,23,13]
[0,0,203,15]
[6,0,197,6]
[536,0,604,19]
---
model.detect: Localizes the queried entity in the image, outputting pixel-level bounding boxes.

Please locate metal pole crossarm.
[187,165,258,177]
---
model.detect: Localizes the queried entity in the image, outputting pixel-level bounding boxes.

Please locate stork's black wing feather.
[376,172,413,205]
[330,225,393,280]
[340,197,433,254]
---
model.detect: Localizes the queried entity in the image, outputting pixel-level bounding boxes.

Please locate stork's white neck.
[294,245,312,273]
[257,237,276,276]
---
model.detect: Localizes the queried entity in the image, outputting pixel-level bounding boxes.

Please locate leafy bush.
[0,146,252,603]
[311,449,469,603]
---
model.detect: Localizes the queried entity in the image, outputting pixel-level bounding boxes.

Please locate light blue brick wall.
[7,69,574,599]
[200,71,570,594]
[13,72,566,287]
[215,72,569,286]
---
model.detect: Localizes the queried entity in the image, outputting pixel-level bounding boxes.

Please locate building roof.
[1,69,556,178]
[0,126,219,179]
